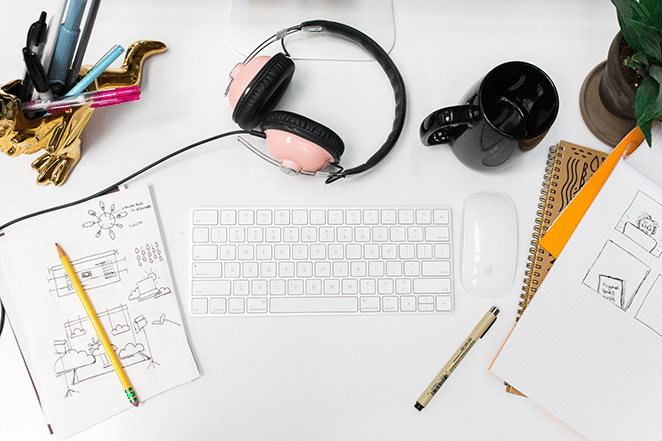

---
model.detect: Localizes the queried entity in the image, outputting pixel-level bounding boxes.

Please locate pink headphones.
[225,20,407,183]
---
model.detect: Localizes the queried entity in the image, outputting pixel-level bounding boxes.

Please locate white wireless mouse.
[461,192,517,296]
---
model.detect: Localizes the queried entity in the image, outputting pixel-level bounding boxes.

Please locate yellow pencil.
[56,243,139,407]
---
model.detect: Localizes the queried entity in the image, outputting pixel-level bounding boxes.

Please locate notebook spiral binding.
[517,144,563,320]
[506,142,607,396]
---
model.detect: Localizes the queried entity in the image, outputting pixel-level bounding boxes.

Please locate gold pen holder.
[0,40,166,186]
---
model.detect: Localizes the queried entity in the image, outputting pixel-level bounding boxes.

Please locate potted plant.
[580,0,662,147]
[613,0,662,147]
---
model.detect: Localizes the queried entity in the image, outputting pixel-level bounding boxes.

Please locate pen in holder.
[0,40,166,186]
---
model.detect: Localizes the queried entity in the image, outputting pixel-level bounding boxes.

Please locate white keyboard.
[189,207,454,316]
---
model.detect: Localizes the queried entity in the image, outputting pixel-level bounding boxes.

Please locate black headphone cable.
[0,128,265,338]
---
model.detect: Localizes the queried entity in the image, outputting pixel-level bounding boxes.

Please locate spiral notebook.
[491,125,662,441]
[505,141,607,395]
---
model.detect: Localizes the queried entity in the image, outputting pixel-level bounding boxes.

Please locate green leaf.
[641,119,654,147]
[639,66,662,120]
[635,72,662,146]
[626,19,662,64]
[640,0,662,26]
[612,0,647,53]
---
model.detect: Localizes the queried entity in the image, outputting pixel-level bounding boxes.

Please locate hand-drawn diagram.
[134,242,164,267]
[53,304,155,397]
[583,240,650,310]
[152,313,181,327]
[636,275,662,337]
[616,191,662,257]
[82,200,128,240]
[48,250,128,298]
[129,271,172,302]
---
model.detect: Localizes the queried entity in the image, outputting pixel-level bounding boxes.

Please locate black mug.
[420,61,559,171]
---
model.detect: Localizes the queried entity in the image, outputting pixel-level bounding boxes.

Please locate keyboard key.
[191,298,208,314]
[211,227,227,243]
[270,297,359,313]
[228,298,245,313]
[383,296,398,311]
[416,209,432,224]
[193,227,209,243]
[220,210,236,225]
[413,278,452,294]
[292,209,308,225]
[436,295,453,312]
[274,210,290,225]
[192,280,231,296]
[238,210,254,225]
[193,245,217,260]
[363,209,379,225]
[401,296,416,312]
[210,298,226,314]
[192,262,222,278]
[360,296,380,312]
[247,298,268,313]
[256,210,273,225]
[433,209,450,224]
[422,261,451,276]
[425,226,450,241]
[193,210,218,225]
[310,209,326,225]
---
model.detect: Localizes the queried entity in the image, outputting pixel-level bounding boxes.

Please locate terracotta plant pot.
[579,32,638,147]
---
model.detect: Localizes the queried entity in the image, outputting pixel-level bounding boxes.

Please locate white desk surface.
[0,1,618,440]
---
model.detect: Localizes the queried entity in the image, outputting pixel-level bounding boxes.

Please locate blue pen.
[65,45,125,96]
[48,0,88,95]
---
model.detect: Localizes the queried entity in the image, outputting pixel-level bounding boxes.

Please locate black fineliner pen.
[415,306,499,411]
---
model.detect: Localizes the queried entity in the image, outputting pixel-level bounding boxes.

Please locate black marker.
[19,11,48,102]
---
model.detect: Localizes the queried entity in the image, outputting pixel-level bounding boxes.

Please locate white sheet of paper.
[0,185,199,439]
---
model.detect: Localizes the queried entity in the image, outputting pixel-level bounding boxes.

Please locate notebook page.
[491,158,662,441]
[623,124,662,186]
[0,185,199,439]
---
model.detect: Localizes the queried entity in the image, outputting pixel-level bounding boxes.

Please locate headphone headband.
[229,20,407,183]
[301,21,406,183]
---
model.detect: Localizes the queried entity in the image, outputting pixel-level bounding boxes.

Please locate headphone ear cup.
[229,53,295,130]
[261,110,345,172]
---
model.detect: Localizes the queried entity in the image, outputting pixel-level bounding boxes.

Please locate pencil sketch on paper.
[583,240,650,310]
[48,250,128,298]
[615,191,662,257]
[53,304,155,398]
[152,313,181,327]
[128,270,172,302]
[635,275,662,337]
[134,242,165,267]
[82,200,128,240]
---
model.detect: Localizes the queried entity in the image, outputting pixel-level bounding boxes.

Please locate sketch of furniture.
[53,304,153,397]
[616,191,662,257]
[583,240,650,310]
[48,250,127,298]
[129,272,172,302]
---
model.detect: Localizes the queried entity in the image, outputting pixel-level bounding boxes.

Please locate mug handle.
[419,105,481,146]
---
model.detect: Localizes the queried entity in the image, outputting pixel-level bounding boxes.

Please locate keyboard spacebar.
[270,297,359,314]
